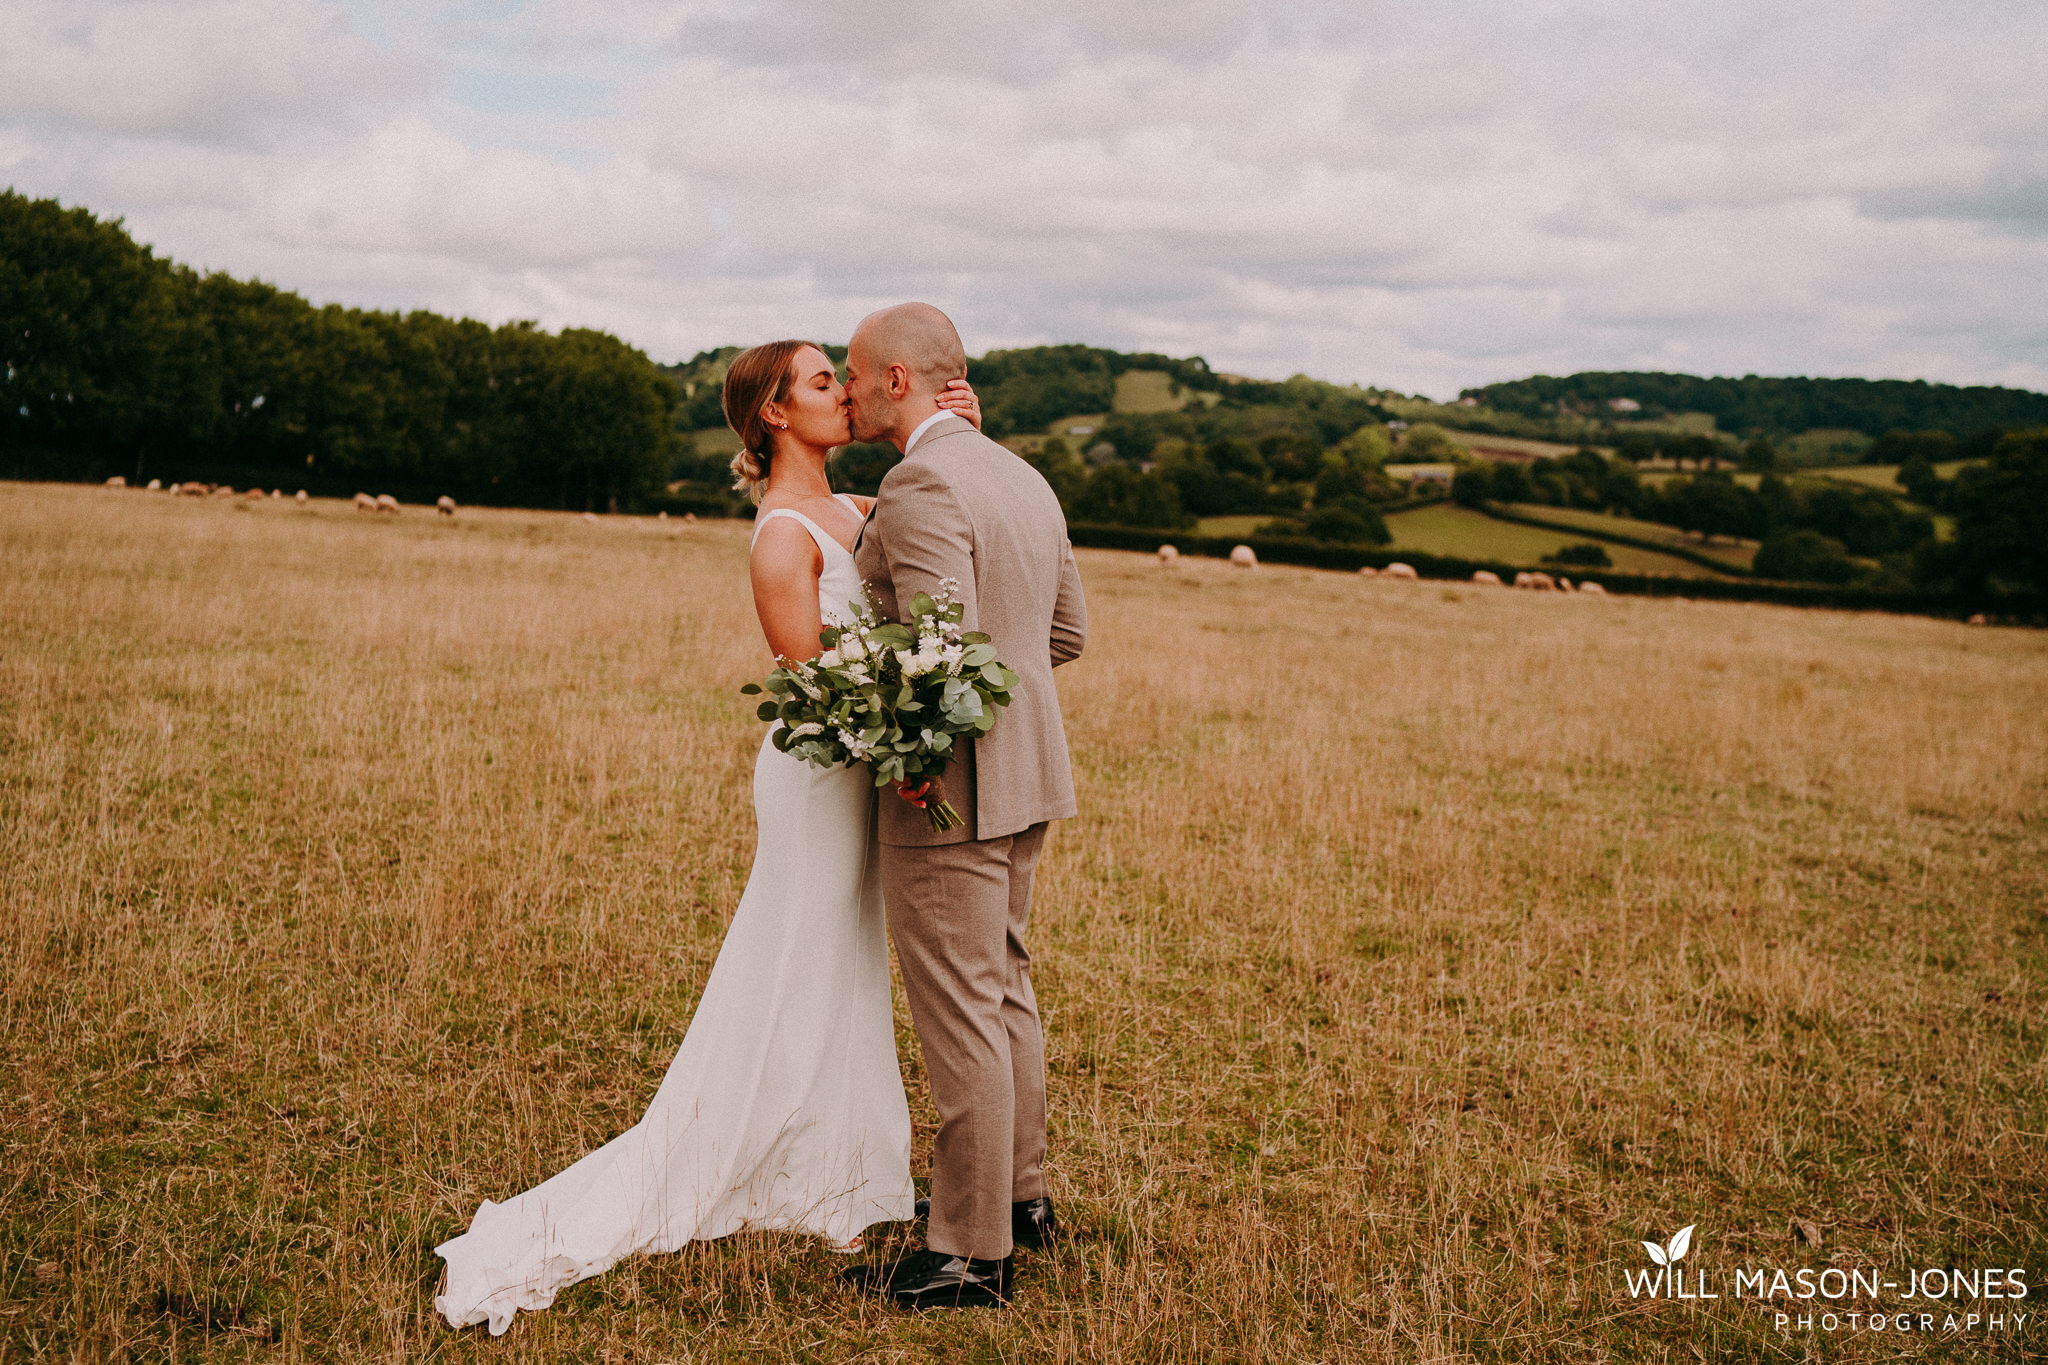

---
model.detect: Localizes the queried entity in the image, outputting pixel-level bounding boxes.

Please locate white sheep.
[376,494,400,514]
[437,495,457,516]
[104,475,127,488]
[1358,565,1379,577]
[294,490,309,504]
[1157,544,1179,563]
[1514,571,1559,591]
[1382,562,1418,580]
[1471,570,1503,586]
[1578,581,1607,596]
[146,478,162,490]
[1229,544,1257,568]
[354,492,376,511]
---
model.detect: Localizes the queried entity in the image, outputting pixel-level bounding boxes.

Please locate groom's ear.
[887,363,911,399]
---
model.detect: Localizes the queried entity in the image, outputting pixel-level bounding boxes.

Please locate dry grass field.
[4,480,2046,1363]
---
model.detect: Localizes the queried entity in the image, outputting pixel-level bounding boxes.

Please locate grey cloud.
[3,0,2045,398]
[0,0,429,145]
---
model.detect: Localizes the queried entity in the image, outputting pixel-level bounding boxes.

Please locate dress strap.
[751,507,853,558]
[835,493,864,516]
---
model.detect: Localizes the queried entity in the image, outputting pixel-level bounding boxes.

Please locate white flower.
[819,648,842,668]
[847,662,871,683]
[939,643,965,675]
[839,634,868,662]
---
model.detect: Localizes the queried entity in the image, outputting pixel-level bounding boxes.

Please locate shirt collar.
[903,409,956,456]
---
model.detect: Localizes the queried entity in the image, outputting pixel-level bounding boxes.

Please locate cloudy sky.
[4,0,2045,398]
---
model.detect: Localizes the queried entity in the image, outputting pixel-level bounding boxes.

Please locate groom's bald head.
[844,302,968,447]
[850,303,966,393]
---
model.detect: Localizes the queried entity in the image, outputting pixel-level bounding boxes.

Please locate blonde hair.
[722,340,816,504]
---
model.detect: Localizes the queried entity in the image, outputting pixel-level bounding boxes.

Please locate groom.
[842,303,1087,1309]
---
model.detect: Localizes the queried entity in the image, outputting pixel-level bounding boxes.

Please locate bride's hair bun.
[727,446,766,494]
[721,339,817,504]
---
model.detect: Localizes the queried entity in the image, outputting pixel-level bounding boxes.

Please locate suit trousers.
[881,820,1050,1261]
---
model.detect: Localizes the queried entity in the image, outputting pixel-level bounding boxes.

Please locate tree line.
[1466,370,2048,441]
[2,191,677,509]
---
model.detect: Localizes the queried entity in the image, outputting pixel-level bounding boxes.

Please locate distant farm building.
[1607,397,1642,413]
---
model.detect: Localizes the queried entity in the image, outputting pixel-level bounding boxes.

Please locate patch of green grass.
[1112,370,1186,415]
[1778,428,1874,467]
[1193,515,1271,537]
[1384,502,1730,576]
[1496,502,1758,569]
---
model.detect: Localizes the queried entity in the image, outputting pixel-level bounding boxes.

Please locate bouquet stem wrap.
[742,583,1018,832]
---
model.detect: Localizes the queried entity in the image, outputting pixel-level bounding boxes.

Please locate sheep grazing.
[1157,544,1179,563]
[583,511,600,524]
[1967,613,1987,625]
[1358,565,1379,577]
[437,495,457,516]
[146,479,162,490]
[1471,570,1503,586]
[354,492,376,511]
[1382,562,1418,580]
[245,487,266,501]
[1558,576,1574,592]
[214,485,236,498]
[294,490,309,504]
[656,510,668,521]
[683,512,697,523]
[176,482,210,497]
[376,494,400,514]
[1513,571,1559,591]
[1228,544,1257,569]
[1578,581,1608,596]
[104,475,127,488]
[270,489,282,499]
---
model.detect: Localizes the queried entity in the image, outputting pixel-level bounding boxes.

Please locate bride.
[433,342,983,1335]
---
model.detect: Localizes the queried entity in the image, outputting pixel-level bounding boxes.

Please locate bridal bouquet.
[741,581,1019,831]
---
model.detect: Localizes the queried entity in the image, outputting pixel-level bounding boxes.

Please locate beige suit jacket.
[853,414,1087,847]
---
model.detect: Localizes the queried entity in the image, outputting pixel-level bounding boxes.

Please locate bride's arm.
[748,518,827,661]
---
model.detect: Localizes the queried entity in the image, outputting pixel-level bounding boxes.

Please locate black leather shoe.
[839,1248,924,1294]
[1013,1196,1058,1248]
[911,1197,1059,1249]
[888,1248,1013,1310]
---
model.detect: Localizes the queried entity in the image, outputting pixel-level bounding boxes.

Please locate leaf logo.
[1641,1224,1695,1267]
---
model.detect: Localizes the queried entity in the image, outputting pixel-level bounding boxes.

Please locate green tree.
[1072,464,1190,528]
[1398,423,1459,462]
[1755,530,1858,584]
[1451,462,1493,507]
[1305,499,1390,545]
[1938,428,2048,597]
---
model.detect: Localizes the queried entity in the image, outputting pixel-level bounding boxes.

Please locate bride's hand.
[936,378,982,431]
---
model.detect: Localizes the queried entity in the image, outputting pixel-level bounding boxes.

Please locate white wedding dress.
[434,497,913,1335]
